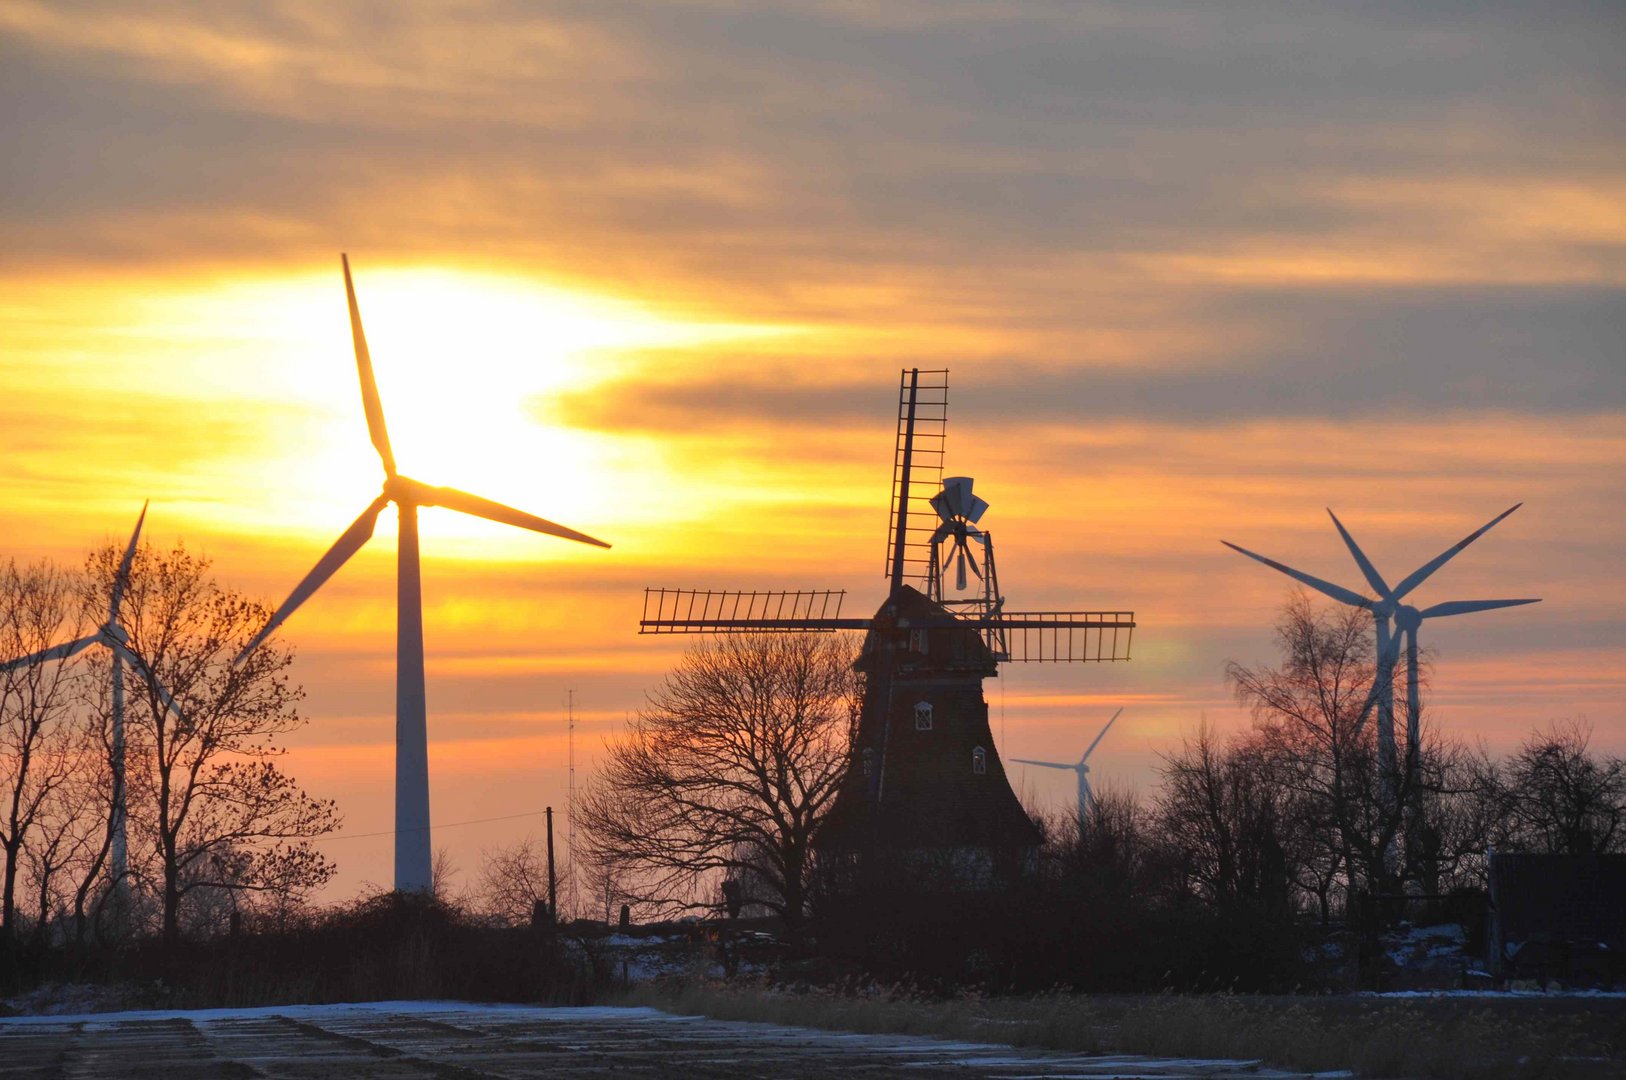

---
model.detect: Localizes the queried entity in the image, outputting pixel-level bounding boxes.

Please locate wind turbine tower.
[1011,708,1125,833]
[236,255,610,894]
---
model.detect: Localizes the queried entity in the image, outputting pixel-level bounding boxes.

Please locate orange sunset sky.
[2,2,1622,902]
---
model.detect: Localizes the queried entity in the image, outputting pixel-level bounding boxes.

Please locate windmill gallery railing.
[639,588,1133,662]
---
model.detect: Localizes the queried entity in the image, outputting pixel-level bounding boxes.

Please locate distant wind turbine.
[1222,505,1538,792]
[1012,707,1124,831]
[234,254,610,893]
[1,503,186,900]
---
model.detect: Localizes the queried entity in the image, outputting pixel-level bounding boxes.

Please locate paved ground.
[0,1002,1348,1079]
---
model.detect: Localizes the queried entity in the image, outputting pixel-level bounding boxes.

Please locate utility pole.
[545,805,557,924]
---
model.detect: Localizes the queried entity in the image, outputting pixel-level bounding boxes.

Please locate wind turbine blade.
[1326,508,1390,598]
[966,494,989,524]
[0,634,100,672]
[110,642,189,729]
[1419,598,1541,619]
[111,500,149,619]
[1009,758,1078,771]
[1220,541,1372,609]
[425,485,610,548]
[1391,503,1523,601]
[233,496,388,666]
[342,254,397,478]
[1081,707,1124,762]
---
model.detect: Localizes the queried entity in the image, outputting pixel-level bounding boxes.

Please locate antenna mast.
[566,687,577,920]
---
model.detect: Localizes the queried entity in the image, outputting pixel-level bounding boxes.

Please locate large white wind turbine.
[234,254,610,894]
[1012,708,1125,831]
[0,503,186,899]
[1223,505,1539,791]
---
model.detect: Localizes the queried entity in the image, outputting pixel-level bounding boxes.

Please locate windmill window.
[861,747,875,778]
[909,629,929,654]
[972,746,987,775]
[914,702,933,731]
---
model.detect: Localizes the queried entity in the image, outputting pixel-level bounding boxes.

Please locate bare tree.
[18,712,108,945]
[473,836,551,926]
[1038,780,1152,901]
[1490,720,1626,855]
[430,847,464,906]
[94,540,340,945]
[1152,721,1291,913]
[57,660,127,943]
[581,854,630,925]
[579,633,858,924]
[1225,593,1403,909]
[0,559,88,941]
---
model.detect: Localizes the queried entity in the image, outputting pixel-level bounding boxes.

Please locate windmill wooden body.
[641,369,1135,893]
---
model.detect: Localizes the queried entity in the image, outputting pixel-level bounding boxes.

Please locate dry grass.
[622,982,1626,1079]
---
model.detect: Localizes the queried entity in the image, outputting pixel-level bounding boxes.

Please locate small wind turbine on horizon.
[1011,707,1125,832]
[233,254,610,894]
[1222,505,1539,793]
[0,503,186,901]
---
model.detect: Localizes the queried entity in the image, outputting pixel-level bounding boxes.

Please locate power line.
[315,808,552,843]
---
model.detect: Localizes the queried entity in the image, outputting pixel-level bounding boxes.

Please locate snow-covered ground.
[1369,988,1626,999]
[0,1000,1351,1078]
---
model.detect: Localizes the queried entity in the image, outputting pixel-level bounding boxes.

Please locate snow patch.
[0,1000,674,1027]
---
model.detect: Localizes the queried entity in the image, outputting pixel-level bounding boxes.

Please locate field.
[0,1001,1337,1079]
[623,984,1626,1080]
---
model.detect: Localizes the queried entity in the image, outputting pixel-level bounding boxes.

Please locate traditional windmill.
[640,369,1135,891]
[1012,707,1125,834]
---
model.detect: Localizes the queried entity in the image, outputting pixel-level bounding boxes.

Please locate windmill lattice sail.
[885,368,948,586]
[640,589,857,632]
[638,589,1133,661]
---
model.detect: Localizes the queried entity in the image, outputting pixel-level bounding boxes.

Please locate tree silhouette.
[579,633,858,924]
[92,540,339,944]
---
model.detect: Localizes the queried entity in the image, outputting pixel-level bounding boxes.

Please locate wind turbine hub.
[101,623,128,645]
[382,475,412,504]
[383,474,440,507]
[1394,605,1423,632]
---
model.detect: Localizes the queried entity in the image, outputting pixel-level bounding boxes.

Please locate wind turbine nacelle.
[383,475,440,506]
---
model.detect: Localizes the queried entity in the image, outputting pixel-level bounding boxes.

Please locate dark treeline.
[819,597,1624,990]
[0,542,337,977]
[6,556,1623,1002]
